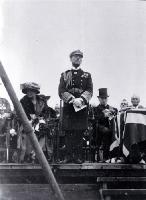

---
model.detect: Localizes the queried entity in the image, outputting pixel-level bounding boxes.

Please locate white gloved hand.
[69,98,75,104]
[73,98,83,108]
[10,129,17,136]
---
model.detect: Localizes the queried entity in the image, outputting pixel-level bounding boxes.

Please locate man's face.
[98,97,108,106]
[131,97,140,107]
[120,101,128,109]
[70,55,82,68]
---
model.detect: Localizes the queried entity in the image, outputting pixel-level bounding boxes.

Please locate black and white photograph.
[0,0,145,199]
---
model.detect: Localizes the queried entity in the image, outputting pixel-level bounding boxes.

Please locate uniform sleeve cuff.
[80,96,87,104]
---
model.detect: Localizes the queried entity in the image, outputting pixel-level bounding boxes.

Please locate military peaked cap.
[70,50,83,58]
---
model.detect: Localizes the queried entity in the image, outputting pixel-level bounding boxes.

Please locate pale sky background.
[0,0,146,109]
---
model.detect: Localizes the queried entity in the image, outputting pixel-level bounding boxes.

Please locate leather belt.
[68,88,83,94]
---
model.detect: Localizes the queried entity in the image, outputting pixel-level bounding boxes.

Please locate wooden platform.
[0,163,146,200]
[0,162,146,170]
[0,163,146,184]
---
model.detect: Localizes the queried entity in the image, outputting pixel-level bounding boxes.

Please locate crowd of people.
[0,50,145,165]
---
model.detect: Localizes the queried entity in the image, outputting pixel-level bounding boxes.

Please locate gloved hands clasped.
[69,97,84,108]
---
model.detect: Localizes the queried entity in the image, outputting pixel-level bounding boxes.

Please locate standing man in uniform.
[58,50,93,164]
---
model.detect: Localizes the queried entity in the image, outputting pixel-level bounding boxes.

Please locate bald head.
[131,94,140,107]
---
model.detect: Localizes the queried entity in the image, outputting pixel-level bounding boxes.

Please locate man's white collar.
[71,66,81,70]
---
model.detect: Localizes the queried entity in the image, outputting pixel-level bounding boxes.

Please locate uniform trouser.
[65,130,84,161]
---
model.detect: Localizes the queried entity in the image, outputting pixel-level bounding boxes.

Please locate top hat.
[70,50,83,58]
[97,88,109,98]
[20,82,40,94]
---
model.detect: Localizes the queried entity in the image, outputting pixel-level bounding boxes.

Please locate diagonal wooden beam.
[0,62,65,200]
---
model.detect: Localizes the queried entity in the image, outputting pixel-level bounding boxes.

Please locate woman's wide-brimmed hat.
[20,82,40,94]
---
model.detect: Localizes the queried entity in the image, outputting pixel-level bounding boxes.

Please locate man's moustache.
[72,63,80,68]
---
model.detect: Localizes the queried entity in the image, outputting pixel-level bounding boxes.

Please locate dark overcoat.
[20,95,56,120]
[93,104,118,146]
[93,104,118,129]
[58,68,93,130]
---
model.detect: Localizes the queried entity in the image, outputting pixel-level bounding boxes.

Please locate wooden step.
[97,177,146,182]
[100,189,146,200]
[98,177,146,199]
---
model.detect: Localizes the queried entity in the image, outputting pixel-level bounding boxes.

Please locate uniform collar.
[71,66,81,71]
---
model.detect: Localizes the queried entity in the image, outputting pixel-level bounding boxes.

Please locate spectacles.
[121,103,128,106]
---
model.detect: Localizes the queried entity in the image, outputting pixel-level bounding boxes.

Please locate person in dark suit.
[93,88,118,162]
[58,50,93,163]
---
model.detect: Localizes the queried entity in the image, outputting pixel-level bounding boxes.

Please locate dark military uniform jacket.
[58,68,93,130]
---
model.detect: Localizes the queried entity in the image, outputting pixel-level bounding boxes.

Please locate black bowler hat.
[97,88,109,98]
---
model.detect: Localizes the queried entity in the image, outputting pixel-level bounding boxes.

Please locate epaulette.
[61,70,71,77]
[85,71,91,76]
[61,70,71,76]
[81,71,91,78]
[65,69,71,73]
[61,70,72,82]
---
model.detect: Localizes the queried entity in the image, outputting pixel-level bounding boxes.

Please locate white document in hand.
[73,104,87,112]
